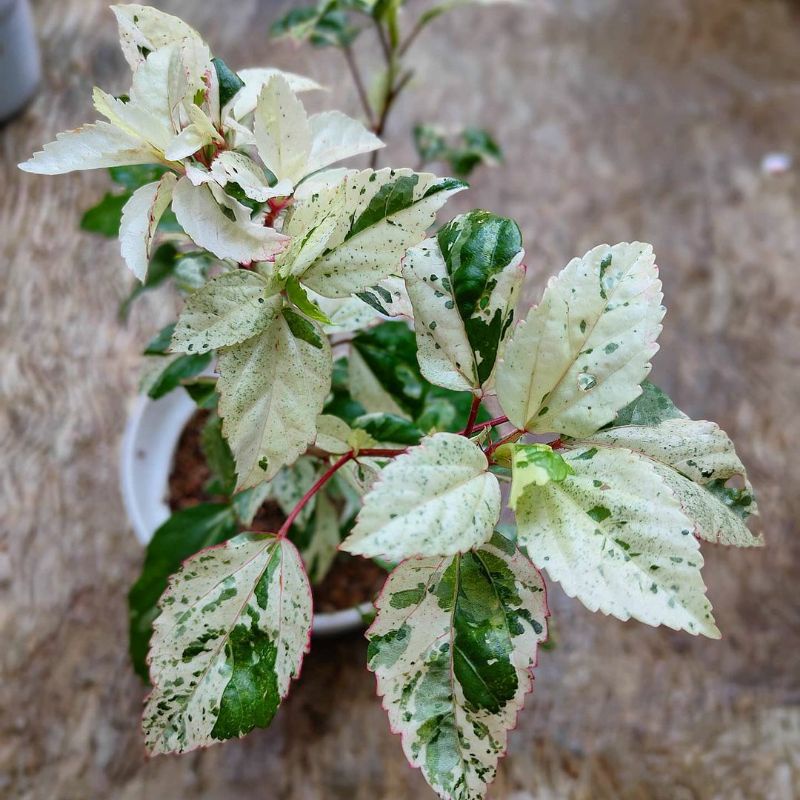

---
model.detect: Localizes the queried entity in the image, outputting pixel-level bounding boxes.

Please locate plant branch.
[485,428,525,461]
[278,452,353,538]
[462,415,508,435]
[463,395,482,436]
[342,43,375,128]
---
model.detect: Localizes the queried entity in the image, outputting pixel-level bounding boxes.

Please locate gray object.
[0,0,40,122]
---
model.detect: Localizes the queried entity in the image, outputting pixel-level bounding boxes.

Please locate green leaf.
[367,531,548,800]
[607,380,686,427]
[353,412,423,445]
[183,377,218,409]
[323,356,367,424]
[403,210,524,392]
[217,312,331,487]
[285,276,333,325]
[145,352,213,399]
[413,124,448,164]
[281,306,325,349]
[143,534,312,754]
[212,57,245,108]
[80,192,130,236]
[516,444,720,637]
[341,433,500,560]
[171,271,283,354]
[144,323,177,355]
[128,503,238,681]
[201,414,237,495]
[110,163,170,190]
[119,243,179,321]
[447,127,503,178]
[497,242,665,437]
[582,419,761,547]
[498,442,574,509]
[281,168,467,298]
[270,4,360,47]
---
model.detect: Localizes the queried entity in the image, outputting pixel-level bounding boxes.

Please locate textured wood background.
[2,1,799,798]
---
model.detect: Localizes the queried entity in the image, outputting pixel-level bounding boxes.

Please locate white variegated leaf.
[210,152,291,202]
[403,212,525,393]
[306,110,383,174]
[584,419,761,547]
[253,74,313,186]
[18,122,158,174]
[368,532,548,800]
[341,433,500,560]
[143,534,312,754]
[217,312,332,488]
[232,68,322,120]
[119,172,177,281]
[497,242,664,436]
[347,346,409,418]
[283,169,467,298]
[270,457,323,529]
[170,271,282,353]
[516,444,720,637]
[111,3,203,70]
[171,177,288,263]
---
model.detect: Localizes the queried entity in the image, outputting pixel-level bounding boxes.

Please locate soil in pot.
[168,410,386,614]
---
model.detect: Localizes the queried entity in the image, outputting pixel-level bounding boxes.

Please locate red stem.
[277,453,354,538]
[462,395,482,437]
[485,428,524,461]
[464,415,508,435]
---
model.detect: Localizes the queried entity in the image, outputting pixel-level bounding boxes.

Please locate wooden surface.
[2,1,800,798]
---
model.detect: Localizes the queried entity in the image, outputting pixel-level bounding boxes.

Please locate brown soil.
[168,410,386,612]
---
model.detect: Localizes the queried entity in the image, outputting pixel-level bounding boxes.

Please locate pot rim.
[119,389,372,636]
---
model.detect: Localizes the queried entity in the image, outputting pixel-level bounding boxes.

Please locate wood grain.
[2,1,799,798]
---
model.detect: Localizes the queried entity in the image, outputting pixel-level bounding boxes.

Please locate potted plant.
[20,5,762,799]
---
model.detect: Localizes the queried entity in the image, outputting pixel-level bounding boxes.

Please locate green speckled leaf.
[608,380,686,427]
[403,211,524,393]
[497,242,664,436]
[143,534,312,755]
[170,271,283,354]
[498,443,574,509]
[516,445,720,638]
[281,168,466,298]
[217,312,331,488]
[368,532,548,800]
[341,433,500,560]
[583,419,761,547]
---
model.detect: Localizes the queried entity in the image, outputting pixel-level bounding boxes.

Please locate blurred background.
[2,1,799,798]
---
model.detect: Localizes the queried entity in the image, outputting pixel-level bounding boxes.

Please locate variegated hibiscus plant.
[20,5,762,799]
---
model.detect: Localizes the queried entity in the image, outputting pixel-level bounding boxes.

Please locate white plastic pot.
[119,389,371,636]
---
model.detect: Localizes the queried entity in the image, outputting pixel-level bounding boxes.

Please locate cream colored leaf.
[253,74,312,186]
[119,172,177,281]
[170,271,283,353]
[143,534,311,754]
[217,313,331,488]
[171,177,288,263]
[210,152,290,202]
[497,242,664,436]
[232,68,322,120]
[18,122,158,174]
[516,444,720,638]
[306,110,383,174]
[341,433,500,560]
[584,419,761,547]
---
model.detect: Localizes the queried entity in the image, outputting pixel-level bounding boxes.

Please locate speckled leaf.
[497,443,574,510]
[170,271,283,354]
[516,445,720,638]
[286,169,466,298]
[368,531,548,800]
[217,313,331,488]
[403,211,524,393]
[341,433,500,560]
[231,68,322,120]
[171,177,289,263]
[297,491,341,584]
[143,534,312,754]
[608,380,686,427]
[19,121,158,174]
[583,419,761,547]
[306,110,383,174]
[111,3,203,69]
[118,172,177,281]
[496,242,664,436]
